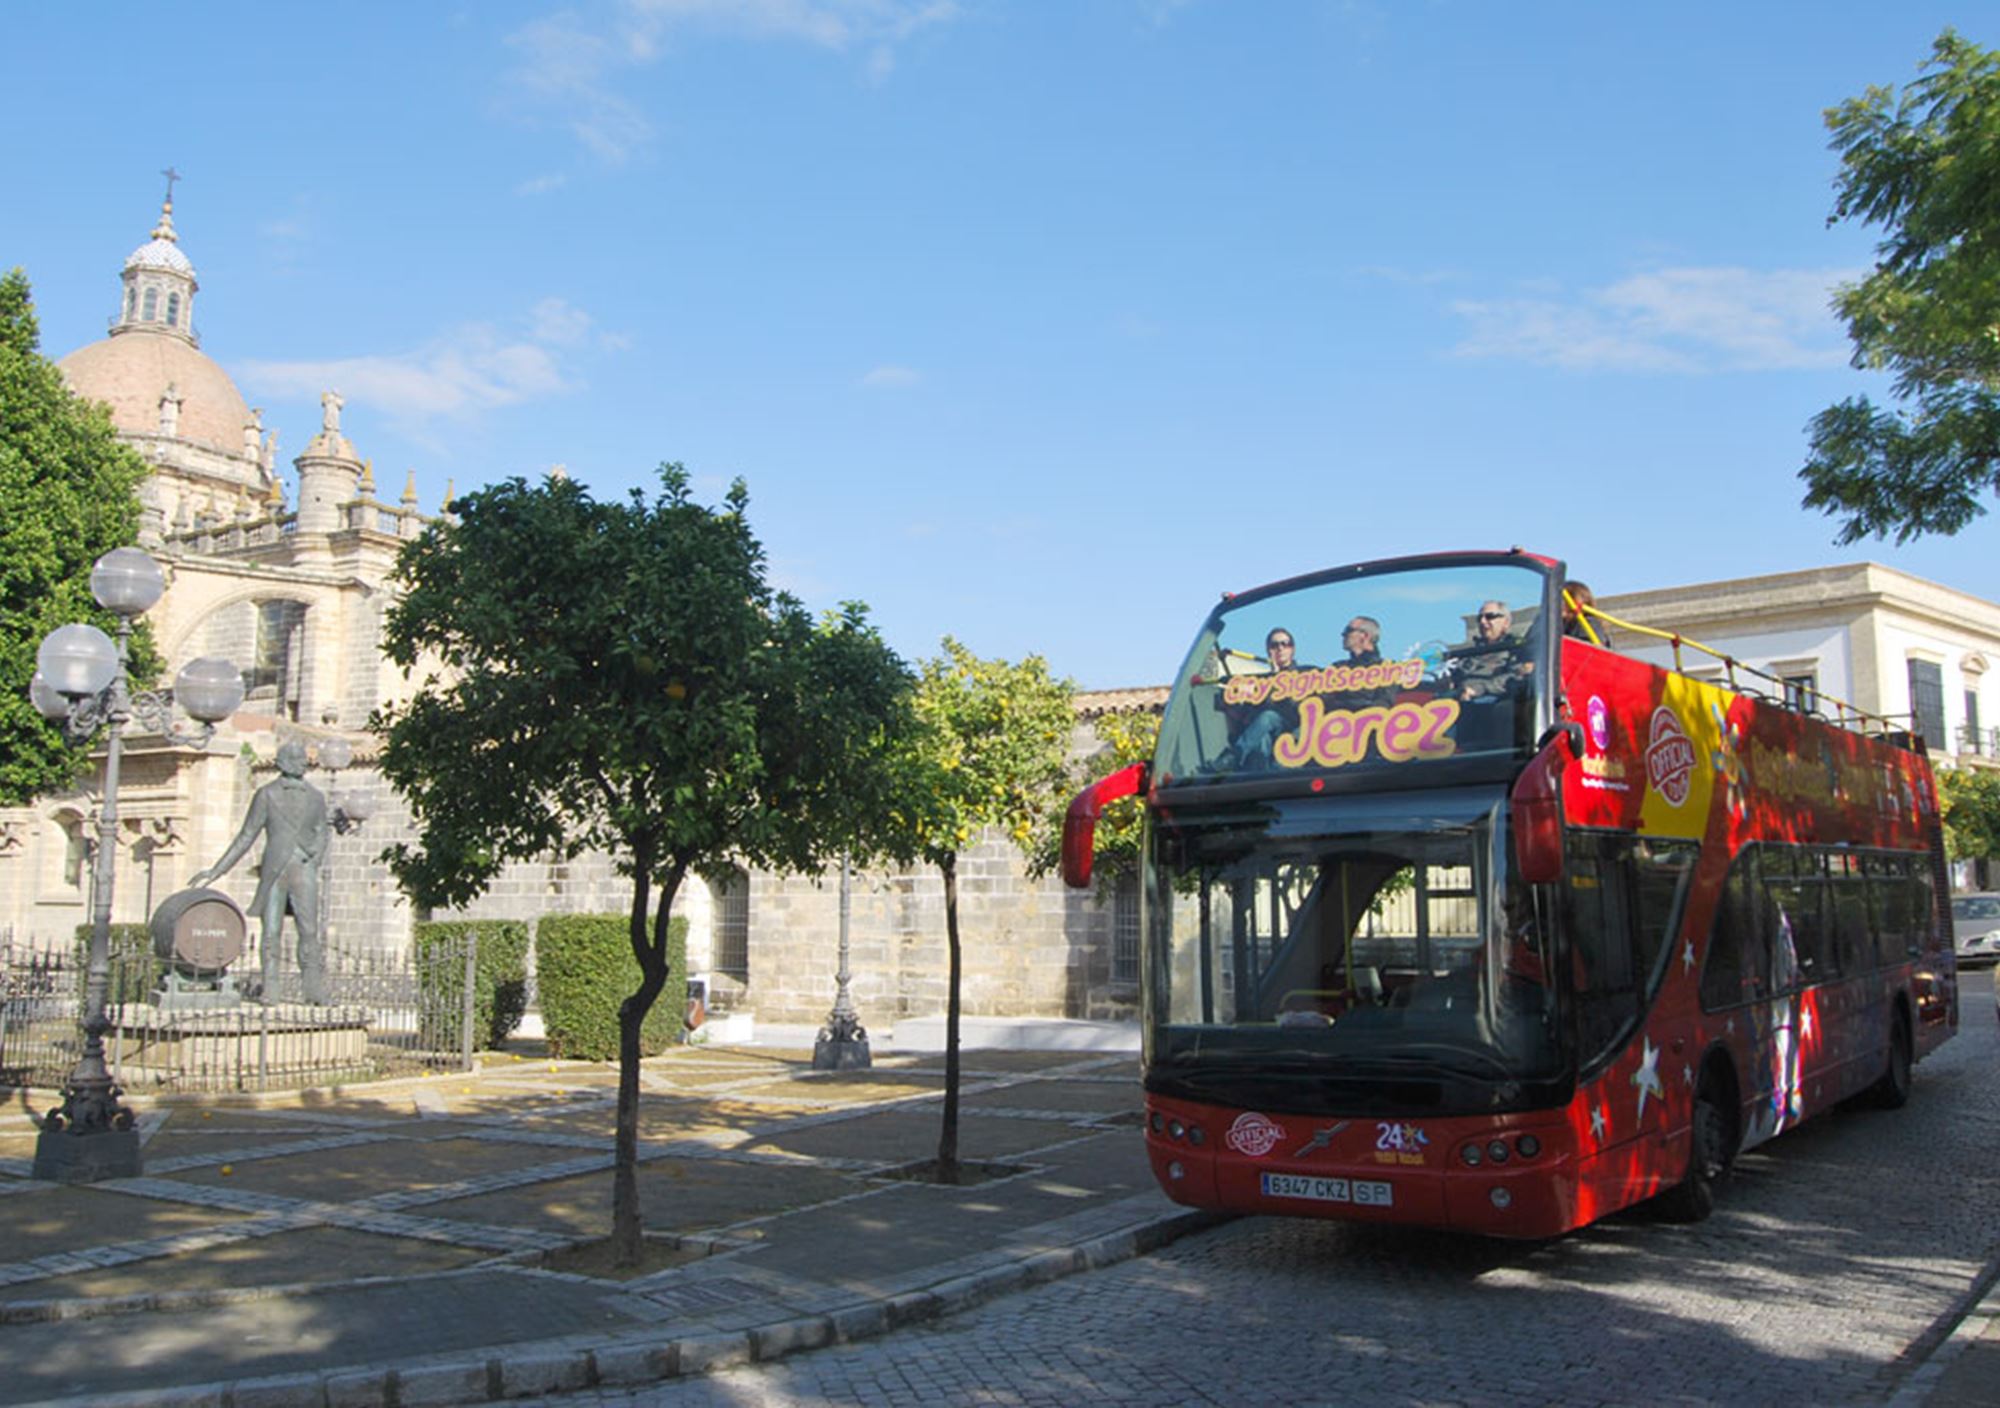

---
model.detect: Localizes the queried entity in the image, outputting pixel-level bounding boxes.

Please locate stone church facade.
[0,196,1145,1030]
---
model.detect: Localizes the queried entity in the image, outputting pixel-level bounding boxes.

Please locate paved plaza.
[0,1043,1199,1406]
[1,973,1996,1407]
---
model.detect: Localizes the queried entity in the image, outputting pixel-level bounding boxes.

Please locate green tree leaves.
[1801,31,2000,543]
[372,464,913,1260]
[0,269,150,803]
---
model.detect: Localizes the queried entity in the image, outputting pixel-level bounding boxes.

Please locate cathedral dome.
[125,234,194,277]
[59,330,253,452]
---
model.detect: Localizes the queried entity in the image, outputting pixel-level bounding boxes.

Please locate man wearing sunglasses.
[1450,600,1534,703]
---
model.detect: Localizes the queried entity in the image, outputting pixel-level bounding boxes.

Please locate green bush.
[535,912,687,1062]
[413,920,531,1050]
[71,923,160,1004]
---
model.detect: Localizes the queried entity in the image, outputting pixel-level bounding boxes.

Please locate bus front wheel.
[1660,1071,1734,1223]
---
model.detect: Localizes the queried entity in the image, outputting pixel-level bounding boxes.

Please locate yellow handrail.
[1571,601,1905,738]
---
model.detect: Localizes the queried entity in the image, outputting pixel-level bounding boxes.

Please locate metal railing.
[1576,600,1904,737]
[0,931,478,1094]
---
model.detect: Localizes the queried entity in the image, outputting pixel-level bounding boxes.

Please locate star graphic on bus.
[1682,1063,1695,1088]
[1589,1105,1608,1143]
[1632,1038,1664,1121]
[1683,940,1695,973]
[1801,1006,1815,1041]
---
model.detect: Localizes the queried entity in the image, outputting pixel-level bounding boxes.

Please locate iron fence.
[0,930,478,1094]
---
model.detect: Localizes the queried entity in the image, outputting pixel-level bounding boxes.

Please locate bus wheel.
[1867,1006,1914,1110]
[1661,1074,1733,1223]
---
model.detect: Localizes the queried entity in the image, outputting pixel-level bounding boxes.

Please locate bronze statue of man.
[191,741,330,1003]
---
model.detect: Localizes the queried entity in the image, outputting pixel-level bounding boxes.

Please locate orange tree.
[374,466,915,1264]
[896,639,1073,1183]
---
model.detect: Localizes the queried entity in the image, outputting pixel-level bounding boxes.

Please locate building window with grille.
[1965,688,1984,755]
[1907,659,1947,745]
[709,866,750,980]
[1111,873,1140,985]
[1781,672,1818,713]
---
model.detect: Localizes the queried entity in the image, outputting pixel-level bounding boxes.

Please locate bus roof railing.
[1570,598,1907,740]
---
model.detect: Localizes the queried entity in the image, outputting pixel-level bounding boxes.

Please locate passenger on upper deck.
[1324,615,1400,710]
[1223,626,1308,770]
[1562,581,1604,644]
[1443,599,1534,703]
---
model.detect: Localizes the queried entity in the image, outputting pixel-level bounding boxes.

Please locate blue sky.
[5,2,1993,689]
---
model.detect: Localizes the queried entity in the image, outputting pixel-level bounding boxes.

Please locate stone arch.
[178,592,315,723]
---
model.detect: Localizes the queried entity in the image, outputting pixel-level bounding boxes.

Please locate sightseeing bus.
[1062,550,1957,1237]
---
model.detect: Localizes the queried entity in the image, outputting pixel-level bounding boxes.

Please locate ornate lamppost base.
[33,1126,142,1184]
[812,1015,872,1071]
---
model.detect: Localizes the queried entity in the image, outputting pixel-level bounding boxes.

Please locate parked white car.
[1951,892,2000,967]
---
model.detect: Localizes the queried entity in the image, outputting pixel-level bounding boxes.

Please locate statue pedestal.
[115,1003,371,1087]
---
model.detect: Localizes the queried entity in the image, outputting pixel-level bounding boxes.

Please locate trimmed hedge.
[536,912,687,1062]
[413,920,531,1050]
[72,923,161,1004]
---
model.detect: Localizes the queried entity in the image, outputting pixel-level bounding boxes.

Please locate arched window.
[124,287,135,320]
[141,287,157,321]
[165,292,180,328]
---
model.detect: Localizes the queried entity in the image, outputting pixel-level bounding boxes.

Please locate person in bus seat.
[1324,615,1400,711]
[1445,600,1534,703]
[1561,581,1602,642]
[1223,626,1309,770]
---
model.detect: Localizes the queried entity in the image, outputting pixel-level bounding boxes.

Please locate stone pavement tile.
[1026,1130,1157,1192]
[738,1110,1068,1163]
[161,1135,556,1202]
[744,1176,1139,1291]
[0,1185,248,1262]
[426,1156,857,1238]
[905,1050,1129,1075]
[0,1267,643,1406]
[959,1081,1144,1115]
[510,1099,720,1140]
[144,1128,355,1161]
[1925,1310,2000,1406]
[0,1223,487,1303]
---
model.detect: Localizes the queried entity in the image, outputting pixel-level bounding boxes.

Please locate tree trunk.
[937,851,962,1185]
[611,865,678,1268]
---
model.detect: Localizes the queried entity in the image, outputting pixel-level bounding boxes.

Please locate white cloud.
[861,364,921,388]
[530,297,595,346]
[503,1,959,158]
[515,172,569,197]
[1450,266,1858,373]
[239,300,612,427]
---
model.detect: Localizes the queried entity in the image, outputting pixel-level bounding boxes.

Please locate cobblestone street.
[539,969,2000,1407]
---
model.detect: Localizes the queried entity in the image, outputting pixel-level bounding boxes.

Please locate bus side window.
[1828,863,1873,976]
[1566,832,1695,1065]
[1701,847,1772,1010]
[1765,850,1834,986]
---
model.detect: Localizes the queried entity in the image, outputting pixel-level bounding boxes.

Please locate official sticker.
[1225,1111,1284,1157]
[1645,707,1696,807]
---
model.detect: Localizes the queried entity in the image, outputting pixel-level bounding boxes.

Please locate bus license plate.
[1261,1172,1393,1207]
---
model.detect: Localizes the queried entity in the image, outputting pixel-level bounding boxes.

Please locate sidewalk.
[0,1034,1213,1407]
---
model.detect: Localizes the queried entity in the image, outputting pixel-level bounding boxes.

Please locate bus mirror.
[1511,724,1579,885]
[1061,762,1149,889]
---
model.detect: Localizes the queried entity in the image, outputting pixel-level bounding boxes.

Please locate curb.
[18,1207,1226,1408]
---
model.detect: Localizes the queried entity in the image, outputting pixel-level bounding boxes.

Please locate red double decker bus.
[1063,550,1956,1236]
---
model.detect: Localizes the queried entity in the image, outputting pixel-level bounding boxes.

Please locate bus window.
[1702,848,1776,1010]
[1765,850,1835,986]
[1828,863,1874,976]
[1565,831,1697,1067]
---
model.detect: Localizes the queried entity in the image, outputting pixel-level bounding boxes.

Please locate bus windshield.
[1155,558,1553,786]
[1145,789,1569,1116]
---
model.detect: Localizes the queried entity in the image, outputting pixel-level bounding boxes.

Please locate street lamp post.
[29,547,243,1183]
[813,852,871,1070]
